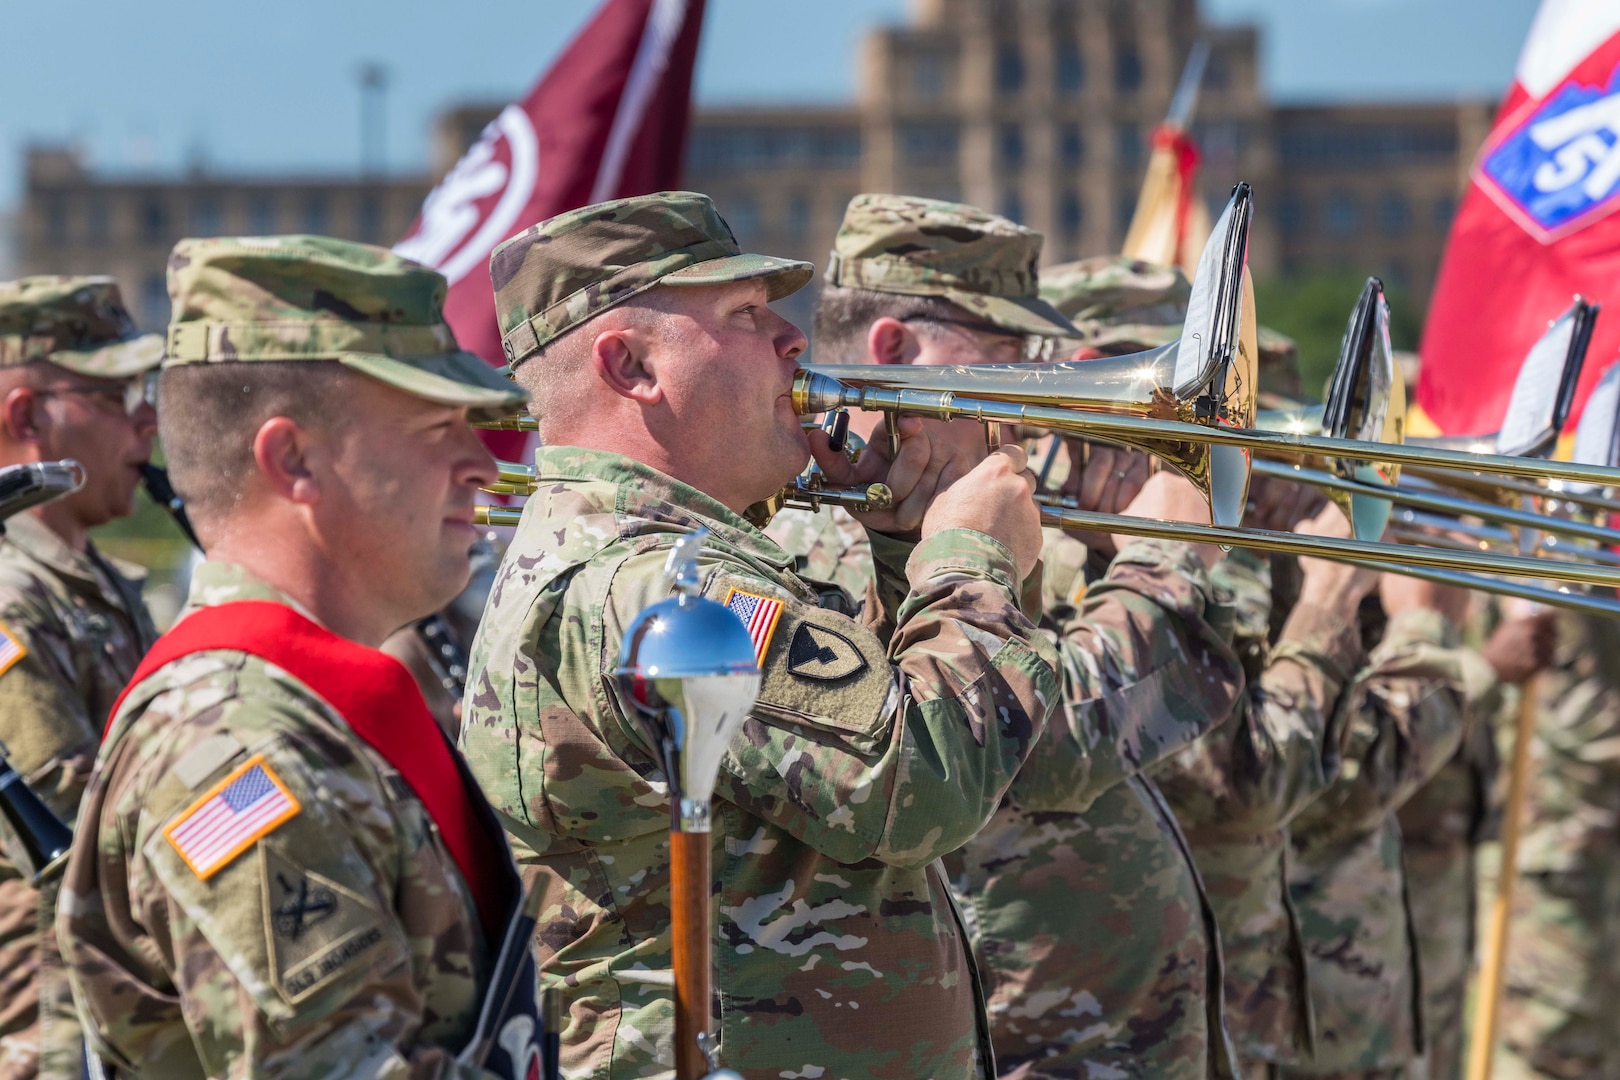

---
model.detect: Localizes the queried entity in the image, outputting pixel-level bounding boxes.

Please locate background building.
[16,0,1492,339]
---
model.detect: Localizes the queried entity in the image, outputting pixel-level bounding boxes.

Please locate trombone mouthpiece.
[41,459,86,494]
[793,371,849,416]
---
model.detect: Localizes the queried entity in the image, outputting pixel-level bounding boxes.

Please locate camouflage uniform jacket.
[944,528,1250,1080]
[1495,612,1620,1078]
[1285,609,1499,1074]
[763,505,873,601]
[58,560,501,1080]
[0,512,156,1080]
[1395,671,1499,1080]
[1152,549,1364,1070]
[459,447,1068,1080]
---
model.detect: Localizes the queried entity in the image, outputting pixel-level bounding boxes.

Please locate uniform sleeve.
[1155,555,1364,835]
[66,692,499,1080]
[1294,608,1500,842]
[1009,538,1247,815]
[599,526,1060,870]
[0,583,99,825]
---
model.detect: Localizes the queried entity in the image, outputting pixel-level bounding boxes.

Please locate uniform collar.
[3,510,145,600]
[532,445,797,573]
[182,559,324,627]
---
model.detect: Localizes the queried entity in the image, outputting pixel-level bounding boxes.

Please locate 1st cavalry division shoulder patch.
[723,588,784,667]
[166,754,301,879]
[0,621,25,678]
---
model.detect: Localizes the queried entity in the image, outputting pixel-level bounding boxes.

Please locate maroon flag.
[396,0,706,454]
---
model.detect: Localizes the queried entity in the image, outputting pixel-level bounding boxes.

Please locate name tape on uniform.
[165,755,301,879]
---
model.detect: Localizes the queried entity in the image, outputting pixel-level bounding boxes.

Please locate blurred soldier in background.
[1399,605,1554,1080]
[1280,579,1551,1080]
[0,277,161,1080]
[799,213,1252,1078]
[1493,611,1620,1079]
[58,237,530,1078]
[1040,256,1376,1078]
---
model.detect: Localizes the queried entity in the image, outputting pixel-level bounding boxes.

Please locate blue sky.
[0,0,1538,209]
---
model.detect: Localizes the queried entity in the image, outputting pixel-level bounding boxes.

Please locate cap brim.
[662,253,814,301]
[51,333,164,379]
[946,290,1078,338]
[339,350,527,421]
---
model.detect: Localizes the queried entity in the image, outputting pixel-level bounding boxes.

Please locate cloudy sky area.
[0,0,1538,209]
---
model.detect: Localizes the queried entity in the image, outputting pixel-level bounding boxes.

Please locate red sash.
[108,600,508,937]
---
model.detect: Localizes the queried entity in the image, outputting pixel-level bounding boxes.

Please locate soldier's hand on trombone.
[1379,573,1473,628]
[921,443,1043,581]
[1295,502,1380,610]
[1480,608,1558,685]
[1115,472,1224,570]
[809,414,993,536]
[1059,442,1151,560]
[1244,472,1328,533]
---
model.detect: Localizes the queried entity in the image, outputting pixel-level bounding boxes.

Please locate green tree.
[1255,272,1423,399]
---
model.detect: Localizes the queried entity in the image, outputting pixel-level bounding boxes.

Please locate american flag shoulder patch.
[722,587,785,667]
[0,621,25,678]
[165,755,301,880]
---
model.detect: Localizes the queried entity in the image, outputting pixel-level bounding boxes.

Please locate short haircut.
[812,284,970,363]
[512,295,674,424]
[158,361,356,526]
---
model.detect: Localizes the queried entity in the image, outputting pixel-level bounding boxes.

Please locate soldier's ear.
[868,317,919,366]
[251,416,320,506]
[591,329,663,408]
[0,386,42,446]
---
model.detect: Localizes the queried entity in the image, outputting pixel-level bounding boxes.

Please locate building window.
[140,197,168,244]
[1059,190,1084,236]
[995,43,1025,95]
[45,195,68,247]
[786,191,812,241]
[1117,191,1138,239]
[303,193,331,235]
[1059,124,1085,167]
[1115,45,1143,93]
[1056,45,1084,96]
[727,196,760,239]
[1276,195,1306,238]
[86,198,109,246]
[1326,193,1359,236]
[912,53,947,98]
[1434,195,1457,229]
[357,194,384,242]
[248,194,277,234]
[190,194,223,237]
[899,122,960,167]
[1379,192,1411,236]
[1116,124,1143,171]
[998,123,1025,170]
[139,273,169,331]
[1000,190,1024,224]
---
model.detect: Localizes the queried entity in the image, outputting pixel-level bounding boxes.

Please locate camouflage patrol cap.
[1043,254,1301,390]
[1039,256,1191,350]
[0,276,162,378]
[826,194,1077,337]
[489,191,814,367]
[164,235,524,416]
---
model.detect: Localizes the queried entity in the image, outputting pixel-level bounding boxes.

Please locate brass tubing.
[1349,560,1620,619]
[476,413,540,431]
[1253,460,1620,548]
[1402,466,1620,516]
[475,505,523,528]
[794,374,1620,489]
[1034,506,1620,588]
